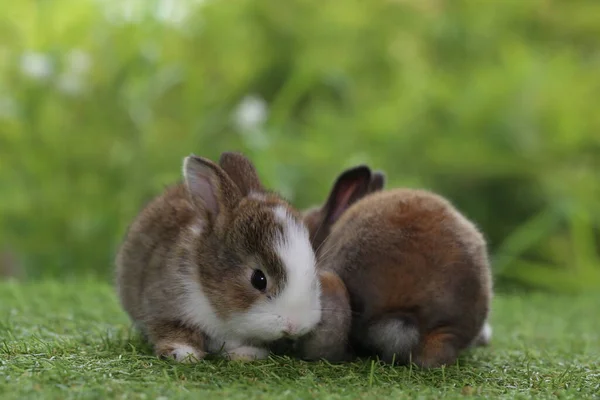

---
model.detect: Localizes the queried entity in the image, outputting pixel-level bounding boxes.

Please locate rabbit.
[115,152,322,363]
[301,165,493,368]
[216,156,353,363]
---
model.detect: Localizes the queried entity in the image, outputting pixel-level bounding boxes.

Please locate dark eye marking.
[251,269,267,292]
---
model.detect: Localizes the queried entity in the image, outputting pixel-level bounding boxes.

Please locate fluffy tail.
[469,321,492,347]
[362,316,420,365]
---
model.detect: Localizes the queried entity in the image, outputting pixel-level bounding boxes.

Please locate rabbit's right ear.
[183,155,242,224]
[369,171,386,193]
[322,165,372,224]
[218,151,265,196]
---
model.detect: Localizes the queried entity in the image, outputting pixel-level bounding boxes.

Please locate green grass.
[0,281,598,399]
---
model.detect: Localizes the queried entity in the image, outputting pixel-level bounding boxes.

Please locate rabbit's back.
[319,188,491,349]
[115,184,197,323]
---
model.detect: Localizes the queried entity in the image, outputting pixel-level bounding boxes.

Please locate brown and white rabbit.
[115,152,322,362]
[301,166,493,367]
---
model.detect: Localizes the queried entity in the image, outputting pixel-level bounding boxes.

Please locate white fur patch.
[168,343,204,363]
[248,191,267,201]
[270,205,321,336]
[468,321,493,348]
[178,225,225,342]
[180,278,234,340]
[188,222,203,237]
[273,206,288,222]
[480,322,492,343]
[180,279,269,356]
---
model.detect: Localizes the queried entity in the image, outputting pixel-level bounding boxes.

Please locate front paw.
[156,343,206,363]
[225,346,269,362]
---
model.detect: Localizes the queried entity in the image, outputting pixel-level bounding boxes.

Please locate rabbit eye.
[251,269,267,292]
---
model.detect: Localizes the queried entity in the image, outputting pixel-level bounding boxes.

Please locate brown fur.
[302,168,493,368]
[302,206,326,252]
[115,153,302,361]
[219,152,265,195]
[302,165,374,252]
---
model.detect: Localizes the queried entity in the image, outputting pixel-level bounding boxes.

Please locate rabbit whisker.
[313,222,329,256]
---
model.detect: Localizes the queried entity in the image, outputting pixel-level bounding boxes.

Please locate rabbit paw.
[225,346,269,361]
[157,343,205,363]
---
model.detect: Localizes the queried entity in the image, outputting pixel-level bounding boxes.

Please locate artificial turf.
[1,280,598,399]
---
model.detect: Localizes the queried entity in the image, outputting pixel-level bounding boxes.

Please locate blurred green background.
[1,0,599,294]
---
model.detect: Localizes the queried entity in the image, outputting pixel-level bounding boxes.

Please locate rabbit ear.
[218,151,265,196]
[369,171,386,193]
[322,165,372,224]
[183,155,242,223]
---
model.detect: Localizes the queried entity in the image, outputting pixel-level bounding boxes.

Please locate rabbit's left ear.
[218,151,265,196]
[183,154,242,226]
[321,165,372,225]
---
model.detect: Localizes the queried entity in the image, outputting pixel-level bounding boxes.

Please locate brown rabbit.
[302,166,493,367]
[115,152,322,362]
